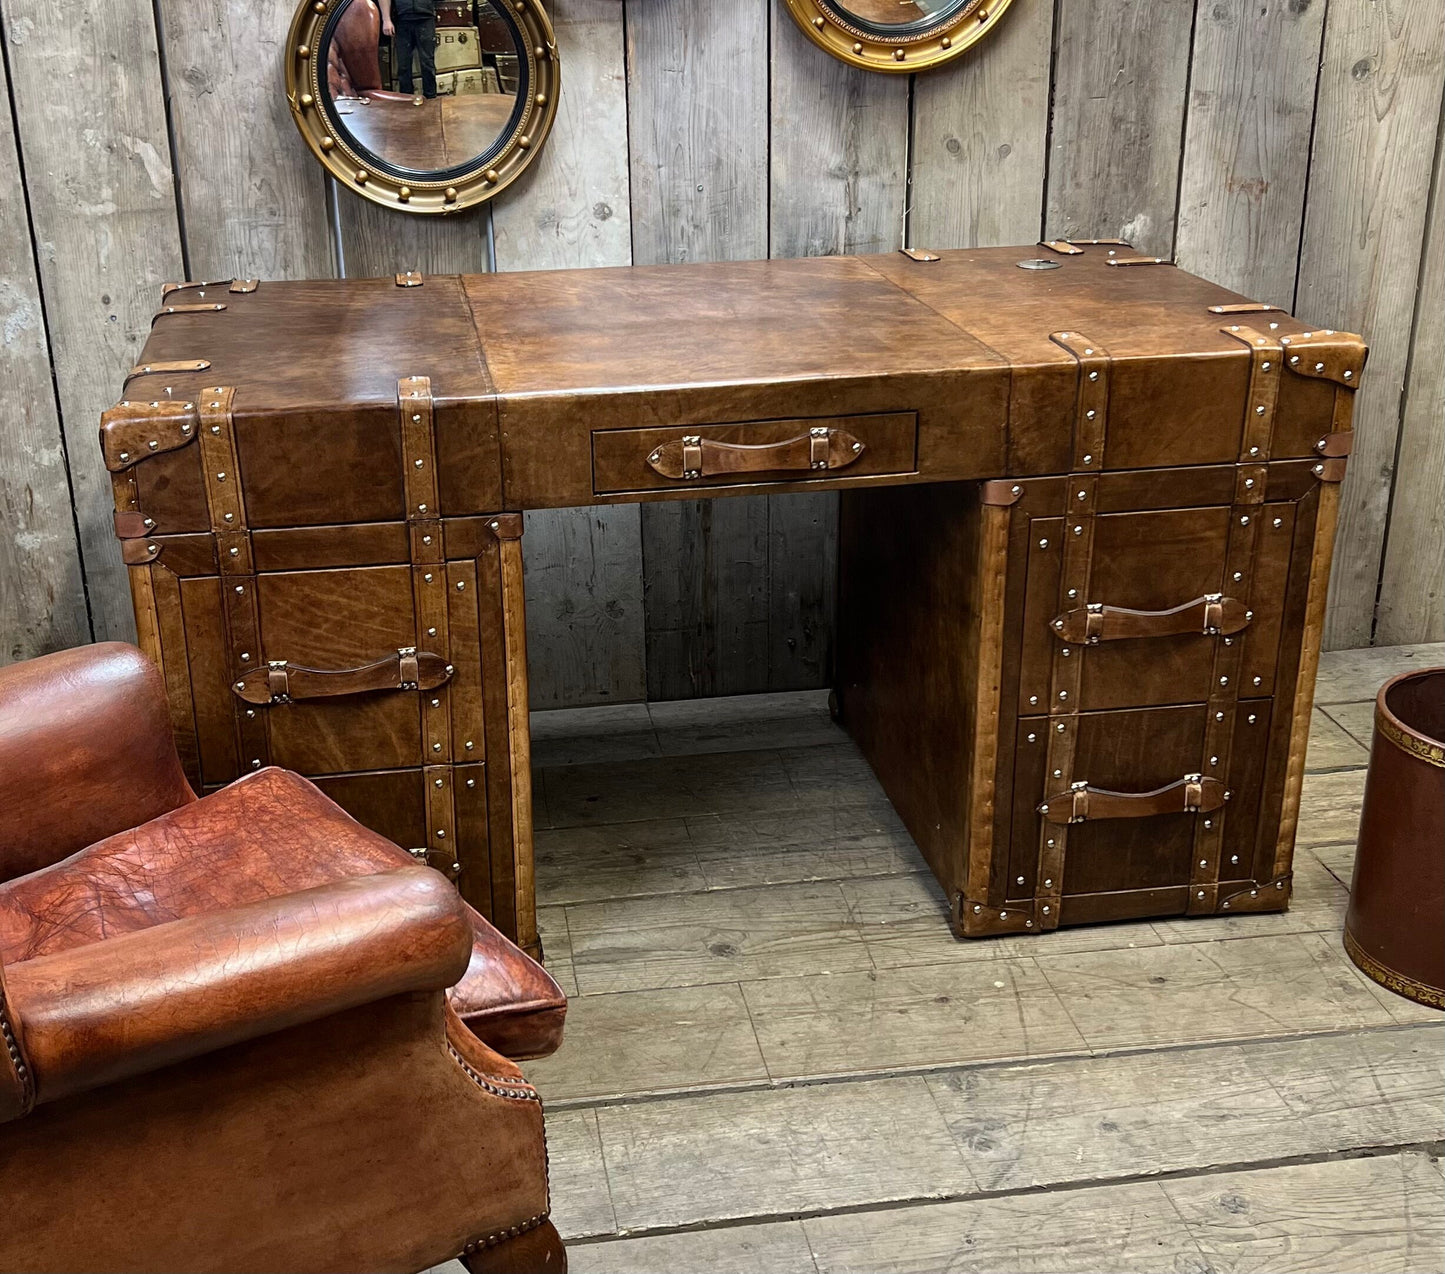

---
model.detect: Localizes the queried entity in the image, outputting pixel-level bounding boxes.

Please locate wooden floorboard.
[525,645,1443,1269]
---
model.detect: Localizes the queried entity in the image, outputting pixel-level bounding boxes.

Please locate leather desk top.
[127,245,1362,512]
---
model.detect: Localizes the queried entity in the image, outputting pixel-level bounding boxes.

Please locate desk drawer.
[592,411,918,495]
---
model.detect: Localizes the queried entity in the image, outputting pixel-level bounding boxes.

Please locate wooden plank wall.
[2,0,1442,701]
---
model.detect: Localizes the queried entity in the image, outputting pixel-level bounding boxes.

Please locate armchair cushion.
[3,867,471,1108]
[0,642,195,882]
[0,766,566,1059]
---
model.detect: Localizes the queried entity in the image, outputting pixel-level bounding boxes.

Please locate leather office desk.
[103,244,1364,949]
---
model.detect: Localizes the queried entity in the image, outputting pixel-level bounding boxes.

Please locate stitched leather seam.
[457,1211,550,1256]
[0,988,34,1115]
[446,1043,540,1102]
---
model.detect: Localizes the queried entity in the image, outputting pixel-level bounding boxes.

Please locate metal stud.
[432,742,442,752]
[1247,713,1257,724]
[1082,454,1093,465]
[1039,538,1049,549]
[1204,819,1213,829]
[1196,890,1205,899]
[465,740,475,751]
[1053,768,1062,778]
[1043,876,1053,886]
[1027,732,1037,743]
[456,580,466,590]
[466,778,476,788]
[1273,517,1283,528]
[1042,905,1050,914]
[1056,722,1065,733]
[1029,695,1039,705]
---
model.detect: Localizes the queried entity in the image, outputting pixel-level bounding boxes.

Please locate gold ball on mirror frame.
[300,92,313,107]
[355,169,367,183]
[320,136,334,150]
[398,186,411,202]
[444,187,458,202]
[297,44,310,57]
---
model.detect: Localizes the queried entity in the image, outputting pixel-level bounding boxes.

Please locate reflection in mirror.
[320,0,524,178]
[832,0,968,28]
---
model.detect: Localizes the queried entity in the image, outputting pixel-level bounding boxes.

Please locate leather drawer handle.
[646,428,865,480]
[1051,594,1250,644]
[1038,775,1226,824]
[231,647,453,705]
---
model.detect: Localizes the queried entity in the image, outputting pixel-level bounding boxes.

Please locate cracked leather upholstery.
[0,643,566,1060]
[0,643,565,1271]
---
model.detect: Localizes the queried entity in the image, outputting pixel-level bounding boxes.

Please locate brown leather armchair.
[0,642,566,1273]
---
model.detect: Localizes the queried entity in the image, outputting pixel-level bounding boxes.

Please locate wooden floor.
[493,644,1445,1273]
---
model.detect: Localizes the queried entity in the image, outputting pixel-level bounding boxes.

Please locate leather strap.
[1187,326,1282,910]
[126,358,212,380]
[230,649,454,705]
[1037,776,1226,824]
[399,376,457,864]
[1051,595,1250,644]
[1033,330,1112,929]
[646,429,865,481]
[197,386,270,775]
[153,303,226,322]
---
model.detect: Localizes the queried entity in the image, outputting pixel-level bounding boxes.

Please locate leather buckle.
[1084,603,1104,645]
[266,660,290,704]
[1202,593,1224,636]
[1183,773,1203,811]
[398,646,420,690]
[681,435,702,480]
[809,427,830,470]
[1069,780,1090,823]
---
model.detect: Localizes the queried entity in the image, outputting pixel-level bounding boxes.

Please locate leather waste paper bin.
[1344,667,1445,1010]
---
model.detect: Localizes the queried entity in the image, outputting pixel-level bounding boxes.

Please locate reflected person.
[379,0,437,99]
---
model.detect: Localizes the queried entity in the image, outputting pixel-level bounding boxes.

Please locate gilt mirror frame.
[781,0,1014,72]
[285,0,558,214]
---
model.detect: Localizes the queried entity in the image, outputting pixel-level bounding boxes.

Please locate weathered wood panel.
[491,0,631,271]
[1174,0,1326,308]
[1376,117,1444,645]
[2,0,185,642]
[763,12,911,698]
[336,192,492,277]
[491,0,643,709]
[1045,0,1195,255]
[159,0,333,280]
[909,0,1053,248]
[625,3,769,268]
[1298,0,1445,649]
[0,55,89,663]
[628,4,773,700]
[768,6,908,258]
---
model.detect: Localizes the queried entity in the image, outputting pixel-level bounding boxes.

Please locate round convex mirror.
[782,0,1012,72]
[287,0,558,214]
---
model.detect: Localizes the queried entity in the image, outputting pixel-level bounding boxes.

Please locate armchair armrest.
[0,642,196,881]
[2,867,472,1111]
